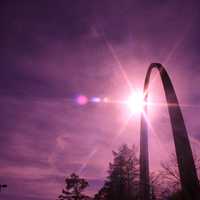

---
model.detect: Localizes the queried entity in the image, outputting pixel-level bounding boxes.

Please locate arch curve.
[139,63,199,200]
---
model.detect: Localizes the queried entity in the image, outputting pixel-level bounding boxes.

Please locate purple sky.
[1,0,200,199]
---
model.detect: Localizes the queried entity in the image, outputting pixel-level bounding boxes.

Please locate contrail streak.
[78,148,98,175]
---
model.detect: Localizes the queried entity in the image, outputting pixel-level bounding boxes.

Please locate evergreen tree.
[94,144,139,200]
[57,173,90,200]
[93,181,110,200]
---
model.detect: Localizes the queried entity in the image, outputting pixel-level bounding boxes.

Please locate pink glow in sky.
[0,1,200,200]
[76,95,88,105]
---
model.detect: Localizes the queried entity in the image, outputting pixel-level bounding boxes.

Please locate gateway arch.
[139,63,199,200]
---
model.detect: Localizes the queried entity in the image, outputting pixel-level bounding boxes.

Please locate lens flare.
[103,97,109,103]
[91,97,101,103]
[76,95,88,105]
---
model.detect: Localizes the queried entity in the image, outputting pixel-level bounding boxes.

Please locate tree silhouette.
[155,153,200,199]
[57,173,90,200]
[0,184,7,192]
[93,181,110,200]
[94,144,139,200]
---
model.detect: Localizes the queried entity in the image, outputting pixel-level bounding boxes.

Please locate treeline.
[57,144,200,200]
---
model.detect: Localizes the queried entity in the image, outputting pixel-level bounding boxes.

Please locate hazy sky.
[0,0,200,199]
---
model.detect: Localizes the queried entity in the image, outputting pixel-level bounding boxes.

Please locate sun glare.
[126,91,144,114]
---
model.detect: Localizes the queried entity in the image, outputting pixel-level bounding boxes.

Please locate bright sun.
[126,91,144,114]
